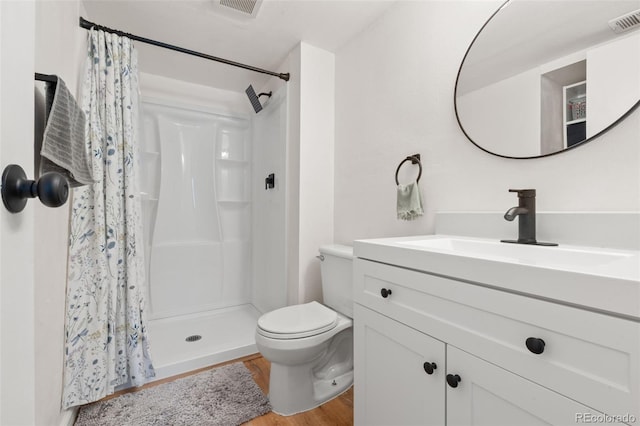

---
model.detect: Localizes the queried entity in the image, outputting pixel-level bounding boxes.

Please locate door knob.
[380,288,392,298]
[1,164,69,213]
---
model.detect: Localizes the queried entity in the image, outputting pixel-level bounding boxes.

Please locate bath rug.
[74,362,271,426]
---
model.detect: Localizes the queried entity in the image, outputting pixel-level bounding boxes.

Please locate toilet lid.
[257,301,338,339]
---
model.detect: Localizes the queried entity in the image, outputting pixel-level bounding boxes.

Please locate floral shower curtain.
[62,29,155,409]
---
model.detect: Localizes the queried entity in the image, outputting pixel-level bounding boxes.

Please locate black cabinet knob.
[446,374,461,388]
[525,337,545,355]
[380,288,392,298]
[423,362,437,375]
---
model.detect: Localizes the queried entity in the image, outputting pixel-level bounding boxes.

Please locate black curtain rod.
[79,17,290,82]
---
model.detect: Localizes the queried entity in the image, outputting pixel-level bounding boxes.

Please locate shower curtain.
[62,29,155,409]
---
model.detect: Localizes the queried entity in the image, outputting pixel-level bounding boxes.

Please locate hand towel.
[40,77,94,187]
[397,180,424,220]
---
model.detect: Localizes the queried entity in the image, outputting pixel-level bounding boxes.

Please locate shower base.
[147,303,261,381]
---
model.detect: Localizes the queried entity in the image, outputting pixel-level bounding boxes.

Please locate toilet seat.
[257,301,338,339]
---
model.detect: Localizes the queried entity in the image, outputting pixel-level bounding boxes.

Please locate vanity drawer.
[354,258,640,423]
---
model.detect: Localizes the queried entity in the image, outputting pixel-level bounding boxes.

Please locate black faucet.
[501,189,557,246]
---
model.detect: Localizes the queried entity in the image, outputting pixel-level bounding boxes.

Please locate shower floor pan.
[147,303,260,381]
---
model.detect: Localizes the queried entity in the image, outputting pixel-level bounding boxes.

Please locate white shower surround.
[138,73,288,380]
[142,100,251,319]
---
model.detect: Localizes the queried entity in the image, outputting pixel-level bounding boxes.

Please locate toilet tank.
[319,244,354,318]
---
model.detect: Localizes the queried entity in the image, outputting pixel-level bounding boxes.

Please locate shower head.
[245,84,272,113]
[246,85,263,113]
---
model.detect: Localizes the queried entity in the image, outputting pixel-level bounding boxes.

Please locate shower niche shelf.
[218,199,250,204]
[216,158,248,165]
[140,192,159,202]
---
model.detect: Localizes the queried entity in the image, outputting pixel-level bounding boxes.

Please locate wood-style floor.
[242,354,354,426]
[102,353,354,425]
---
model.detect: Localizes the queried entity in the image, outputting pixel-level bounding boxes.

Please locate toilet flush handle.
[316,254,325,261]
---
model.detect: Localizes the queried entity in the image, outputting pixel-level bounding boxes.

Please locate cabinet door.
[354,304,445,426]
[446,346,622,426]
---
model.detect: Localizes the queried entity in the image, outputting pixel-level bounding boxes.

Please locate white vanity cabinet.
[353,257,639,426]
[354,304,445,426]
[446,346,611,426]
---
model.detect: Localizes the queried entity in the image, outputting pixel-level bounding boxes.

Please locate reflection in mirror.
[455,0,640,158]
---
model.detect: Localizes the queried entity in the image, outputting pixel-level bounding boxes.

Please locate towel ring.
[395,154,422,185]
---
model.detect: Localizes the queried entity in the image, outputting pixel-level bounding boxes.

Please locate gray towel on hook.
[40,77,94,187]
[397,180,424,220]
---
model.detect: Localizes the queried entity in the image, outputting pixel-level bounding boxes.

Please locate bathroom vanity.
[353,235,640,425]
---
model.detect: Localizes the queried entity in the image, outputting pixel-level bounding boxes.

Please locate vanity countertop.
[354,234,640,321]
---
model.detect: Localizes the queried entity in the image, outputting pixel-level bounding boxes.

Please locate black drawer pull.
[446,374,461,388]
[380,288,392,298]
[525,337,545,354]
[423,362,437,375]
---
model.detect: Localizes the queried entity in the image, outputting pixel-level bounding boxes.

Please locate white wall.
[283,47,301,305]
[278,43,336,304]
[297,43,335,303]
[34,1,87,425]
[260,42,335,306]
[334,1,640,244]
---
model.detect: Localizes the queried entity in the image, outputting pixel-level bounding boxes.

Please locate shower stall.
[138,74,288,380]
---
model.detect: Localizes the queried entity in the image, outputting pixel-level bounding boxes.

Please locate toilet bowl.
[255,244,354,416]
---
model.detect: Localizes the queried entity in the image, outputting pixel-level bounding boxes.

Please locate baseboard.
[59,407,78,426]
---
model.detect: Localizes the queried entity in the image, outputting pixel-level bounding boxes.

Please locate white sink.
[354,234,640,320]
[399,236,634,269]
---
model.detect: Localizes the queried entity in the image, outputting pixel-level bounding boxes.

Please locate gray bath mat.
[75,362,272,426]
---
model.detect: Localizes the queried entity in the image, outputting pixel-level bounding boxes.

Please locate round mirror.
[455,0,640,159]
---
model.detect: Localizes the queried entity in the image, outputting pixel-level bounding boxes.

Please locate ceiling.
[82,0,397,93]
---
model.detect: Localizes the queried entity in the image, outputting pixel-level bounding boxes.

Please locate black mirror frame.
[453,0,640,160]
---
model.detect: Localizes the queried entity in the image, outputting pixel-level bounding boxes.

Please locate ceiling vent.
[213,0,263,19]
[608,9,640,34]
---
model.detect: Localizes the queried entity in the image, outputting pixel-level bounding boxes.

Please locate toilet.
[255,244,354,416]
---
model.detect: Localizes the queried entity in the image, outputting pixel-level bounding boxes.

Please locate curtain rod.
[79,17,290,82]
